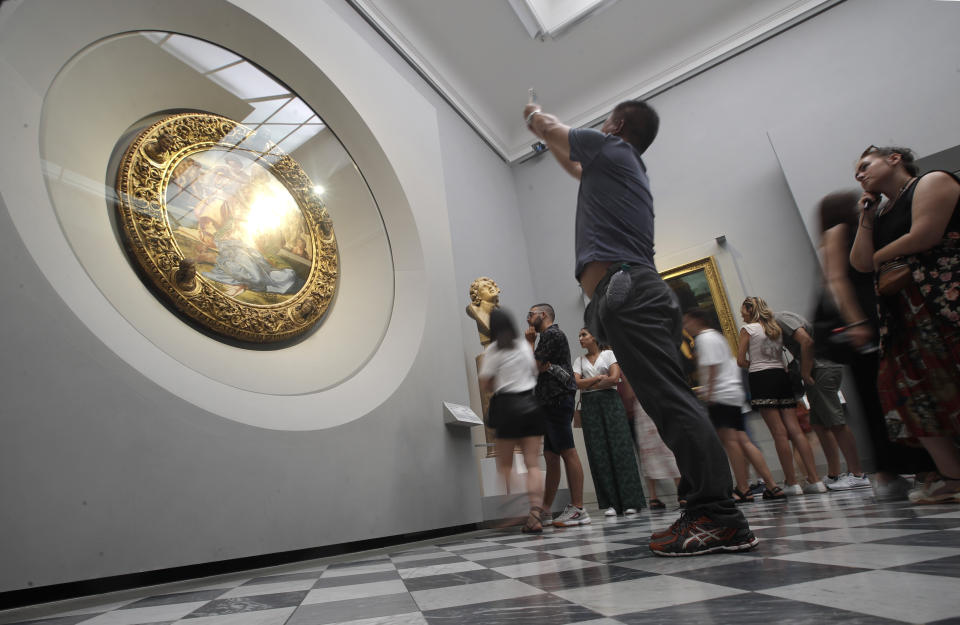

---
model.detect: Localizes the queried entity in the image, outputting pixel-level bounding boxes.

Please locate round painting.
[116,112,338,344]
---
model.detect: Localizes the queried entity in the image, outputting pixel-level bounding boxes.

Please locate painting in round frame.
[115,112,338,344]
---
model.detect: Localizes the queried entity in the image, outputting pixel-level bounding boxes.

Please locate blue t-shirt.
[568,127,655,279]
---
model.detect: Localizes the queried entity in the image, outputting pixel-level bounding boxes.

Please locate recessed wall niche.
[41,32,394,394]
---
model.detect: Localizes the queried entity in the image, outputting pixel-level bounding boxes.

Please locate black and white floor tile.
[4,490,960,625]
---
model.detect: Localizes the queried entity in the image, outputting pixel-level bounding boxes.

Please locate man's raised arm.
[523,104,582,180]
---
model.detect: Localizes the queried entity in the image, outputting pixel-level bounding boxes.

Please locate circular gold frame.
[115,112,338,344]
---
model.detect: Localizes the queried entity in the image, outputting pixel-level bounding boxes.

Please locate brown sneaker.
[649,514,759,557]
[650,513,691,540]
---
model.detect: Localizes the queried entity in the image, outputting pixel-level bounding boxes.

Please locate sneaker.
[649,514,759,557]
[829,473,871,491]
[747,481,766,497]
[803,480,827,494]
[845,474,871,489]
[783,483,803,496]
[553,504,592,527]
[650,513,691,540]
[872,475,911,501]
[625,508,638,515]
[909,480,960,505]
[823,474,844,488]
[604,507,617,517]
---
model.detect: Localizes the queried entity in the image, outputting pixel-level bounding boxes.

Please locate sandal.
[733,488,754,504]
[522,507,543,534]
[649,498,666,510]
[762,486,787,500]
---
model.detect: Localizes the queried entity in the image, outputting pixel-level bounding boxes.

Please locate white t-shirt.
[573,350,617,393]
[742,322,785,372]
[694,329,746,407]
[479,340,538,394]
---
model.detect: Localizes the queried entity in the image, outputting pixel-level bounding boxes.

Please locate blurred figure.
[525,304,590,527]
[850,145,960,504]
[684,309,786,501]
[775,310,869,490]
[816,190,934,499]
[737,297,825,495]
[618,378,680,509]
[479,309,546,533]
[574,328,646,516]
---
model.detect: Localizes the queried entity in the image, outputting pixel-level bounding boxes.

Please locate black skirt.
[489,390,546,439]
[748,368,797,408]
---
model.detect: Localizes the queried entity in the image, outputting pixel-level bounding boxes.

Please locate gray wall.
[2,0,958,594]
[0,0,532,593]
[511,0,960,472]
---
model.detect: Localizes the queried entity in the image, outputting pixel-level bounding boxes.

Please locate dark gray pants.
[585,263,746,528]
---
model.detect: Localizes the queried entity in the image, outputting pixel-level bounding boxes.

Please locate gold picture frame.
[661,256,738,360]
[115,112,338,344]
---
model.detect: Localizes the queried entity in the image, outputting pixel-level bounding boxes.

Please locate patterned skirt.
[878,283,960,439]
[747,368,797,409]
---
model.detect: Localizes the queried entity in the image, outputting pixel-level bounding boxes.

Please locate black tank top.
[874,171,960,249]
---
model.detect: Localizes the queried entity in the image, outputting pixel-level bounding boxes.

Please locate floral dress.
[875,172,960,439]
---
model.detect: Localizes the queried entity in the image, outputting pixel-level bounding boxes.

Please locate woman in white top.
[573,328,645,516]
[737,297,824,495]
[479,309,546,533]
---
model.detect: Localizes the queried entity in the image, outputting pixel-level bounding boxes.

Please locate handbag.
[877,259,912,296]
[572,397,582,428]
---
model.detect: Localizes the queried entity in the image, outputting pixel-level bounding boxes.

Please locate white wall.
[512,0,960,475]
[0,0,531,593]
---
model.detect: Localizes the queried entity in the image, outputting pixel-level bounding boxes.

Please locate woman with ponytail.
[737,297,825,495]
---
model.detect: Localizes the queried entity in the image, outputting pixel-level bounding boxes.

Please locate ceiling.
[348,0,842,162]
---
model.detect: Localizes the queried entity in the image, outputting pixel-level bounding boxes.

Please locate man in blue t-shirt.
[523,99,756,556]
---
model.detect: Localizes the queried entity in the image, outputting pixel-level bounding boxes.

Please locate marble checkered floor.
[4,489,960,625]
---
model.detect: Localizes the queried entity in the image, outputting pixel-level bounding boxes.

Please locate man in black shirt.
[525,303,590,527]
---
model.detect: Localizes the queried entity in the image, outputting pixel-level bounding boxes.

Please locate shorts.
[748,368,797,409]
[806,365,845,427]
[490,390,545,439]
[542,392,576,454]
[708,403,745,431]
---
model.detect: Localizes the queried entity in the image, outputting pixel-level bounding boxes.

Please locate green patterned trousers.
[580,389,646,512]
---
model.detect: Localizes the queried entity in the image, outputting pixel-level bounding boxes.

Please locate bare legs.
[813,426,841,477]
[920,436,960,478]
[542,447,584,512]
[496,436,545,528]
[645,477,659,500]
[761,407,820,485]
[717,427,780,492]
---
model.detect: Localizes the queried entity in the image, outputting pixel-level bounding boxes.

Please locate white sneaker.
[625,508,638,515]
[803,480,827,494]
[872,475,911,500]
[553,504,592,527]
[829,473,871,490]
[783,483,803,496]
[604,507,617,517]
[823,473,846,488]
[845,474,871,489]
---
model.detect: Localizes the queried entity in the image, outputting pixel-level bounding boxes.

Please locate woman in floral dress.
[850,146,960,504]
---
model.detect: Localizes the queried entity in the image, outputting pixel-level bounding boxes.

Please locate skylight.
[507,0,618,40]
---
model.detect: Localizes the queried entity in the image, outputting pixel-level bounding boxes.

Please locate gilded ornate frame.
[115,113,338,344]
[660,256,738,355]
